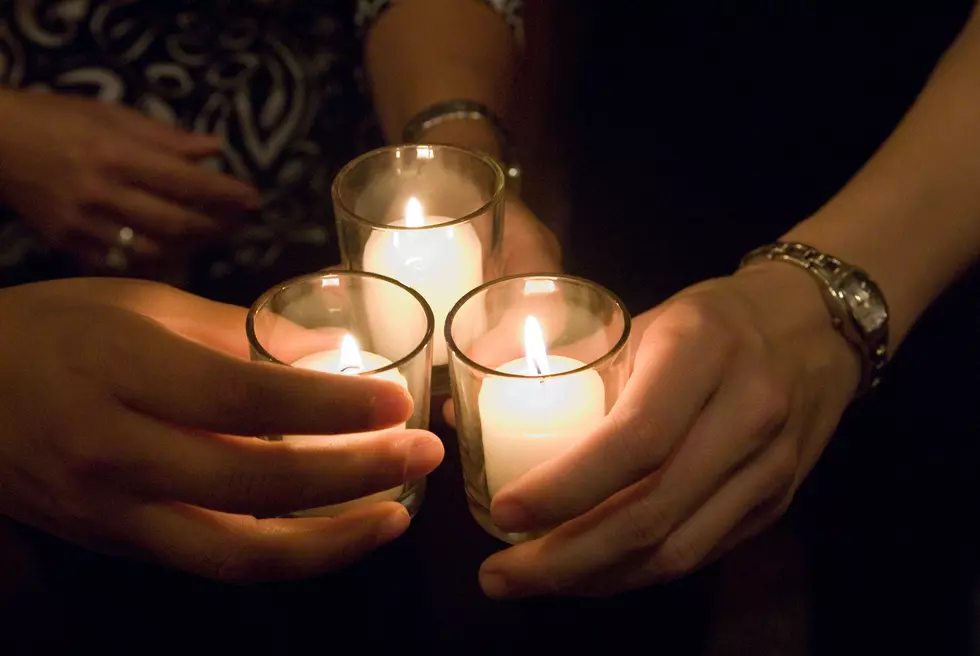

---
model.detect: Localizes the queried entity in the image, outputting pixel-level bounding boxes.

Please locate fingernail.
[492,498,532,531]
[376,507,410,543]
[479,568,510,599]
[405,434,444,476]
[370,387,413,427]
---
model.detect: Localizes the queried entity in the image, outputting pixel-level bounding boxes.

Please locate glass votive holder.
[445,274,631,544]
[332,144,506,395]
[246,271,434,518]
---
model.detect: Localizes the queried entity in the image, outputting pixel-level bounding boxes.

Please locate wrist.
[401,99,522,195]
[414,119,504,161]
[732,262,862,399]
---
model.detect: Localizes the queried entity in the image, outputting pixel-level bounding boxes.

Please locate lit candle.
[288,334,408,517]
[362,197,483,366]
[478,317,606,498]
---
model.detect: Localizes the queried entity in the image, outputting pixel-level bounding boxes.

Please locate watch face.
[841,275,887,333]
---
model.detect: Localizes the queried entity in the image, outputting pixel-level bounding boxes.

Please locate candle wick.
[340,365,362,375]
[533,361,543,376]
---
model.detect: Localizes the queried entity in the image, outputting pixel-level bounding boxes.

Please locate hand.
[0,278,444,582]
[500,196,562,276]
[0,90,261,271]
[477,263,860,597]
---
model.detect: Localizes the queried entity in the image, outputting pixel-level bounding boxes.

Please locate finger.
[95,103,224,156]
[94,310,414,435]
[491,308,725,532]
[585,446,794,596]
[108,412,442,515]
[122,500,410,582]
[106,186,225,238]
[479,439,790,599]
[148,294,256,359]
[120,150,261,209]
[71,216,163,259]
[31,279,306,361]
[508,366,789,561]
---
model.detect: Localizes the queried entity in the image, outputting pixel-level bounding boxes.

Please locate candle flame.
[339,334,364,374]
[523,316,549,376]
[405,197,425,228]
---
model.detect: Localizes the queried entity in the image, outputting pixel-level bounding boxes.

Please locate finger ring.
[117,226,135,248]
[105,226,135,270]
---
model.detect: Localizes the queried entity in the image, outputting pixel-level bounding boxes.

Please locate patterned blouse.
[0,0,521,301]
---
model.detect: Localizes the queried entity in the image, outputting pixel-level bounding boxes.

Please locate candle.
[478,317,606,498]
[288,334,408,517]
[363,197,483,366]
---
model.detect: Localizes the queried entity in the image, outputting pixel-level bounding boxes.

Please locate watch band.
[401,99,522,193]
[739,241,890,395]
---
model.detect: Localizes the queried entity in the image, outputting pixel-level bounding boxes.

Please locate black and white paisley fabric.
[0,0,523,286]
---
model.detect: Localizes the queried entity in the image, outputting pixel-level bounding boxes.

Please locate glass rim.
[246,270,436,376]
[444,273,632,380]
[331,143,506,232]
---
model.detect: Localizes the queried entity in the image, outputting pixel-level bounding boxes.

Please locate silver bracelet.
[401,99,522,193]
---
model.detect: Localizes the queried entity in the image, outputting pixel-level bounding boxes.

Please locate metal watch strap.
[401,99,522,193]
[739,241,890,394]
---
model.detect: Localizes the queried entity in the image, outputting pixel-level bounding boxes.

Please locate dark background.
[521,1,980,653]
[2,2,978,654]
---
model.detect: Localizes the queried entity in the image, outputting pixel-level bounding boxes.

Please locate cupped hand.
[0,90,260,270]
[477,262,861,597]
[499,196,562,276]
[0,278,444,582]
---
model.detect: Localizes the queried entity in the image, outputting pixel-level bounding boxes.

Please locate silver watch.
[739,241,890,394]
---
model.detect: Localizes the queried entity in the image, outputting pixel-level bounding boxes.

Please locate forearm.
[363,0,518,158]
[783,9,980,351]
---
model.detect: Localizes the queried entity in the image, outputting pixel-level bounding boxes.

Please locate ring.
[117,226,135,248]
[105,226,135,270]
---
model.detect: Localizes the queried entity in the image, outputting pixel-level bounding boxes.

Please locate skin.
[365,0,562,276]
[475,7,980,597]
[0,277,446,582]
[0,91,260,270]
[0,2,554,584]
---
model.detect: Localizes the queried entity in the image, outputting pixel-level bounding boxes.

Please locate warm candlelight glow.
[405,197,425,228]
[339,334,364,374]
[523,316,549,376]
[365,194,484,366]
[289,334,409,515]
[479,314,606,497]
[523,279,557,295]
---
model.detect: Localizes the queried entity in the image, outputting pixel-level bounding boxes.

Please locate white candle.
[288,334,408,517]
[478,317,606,498]
[362,197,484,366]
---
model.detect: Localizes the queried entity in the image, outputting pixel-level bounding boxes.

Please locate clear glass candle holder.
[247,271,434,518]
[445,274,631,544]
[333,144,506,396]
